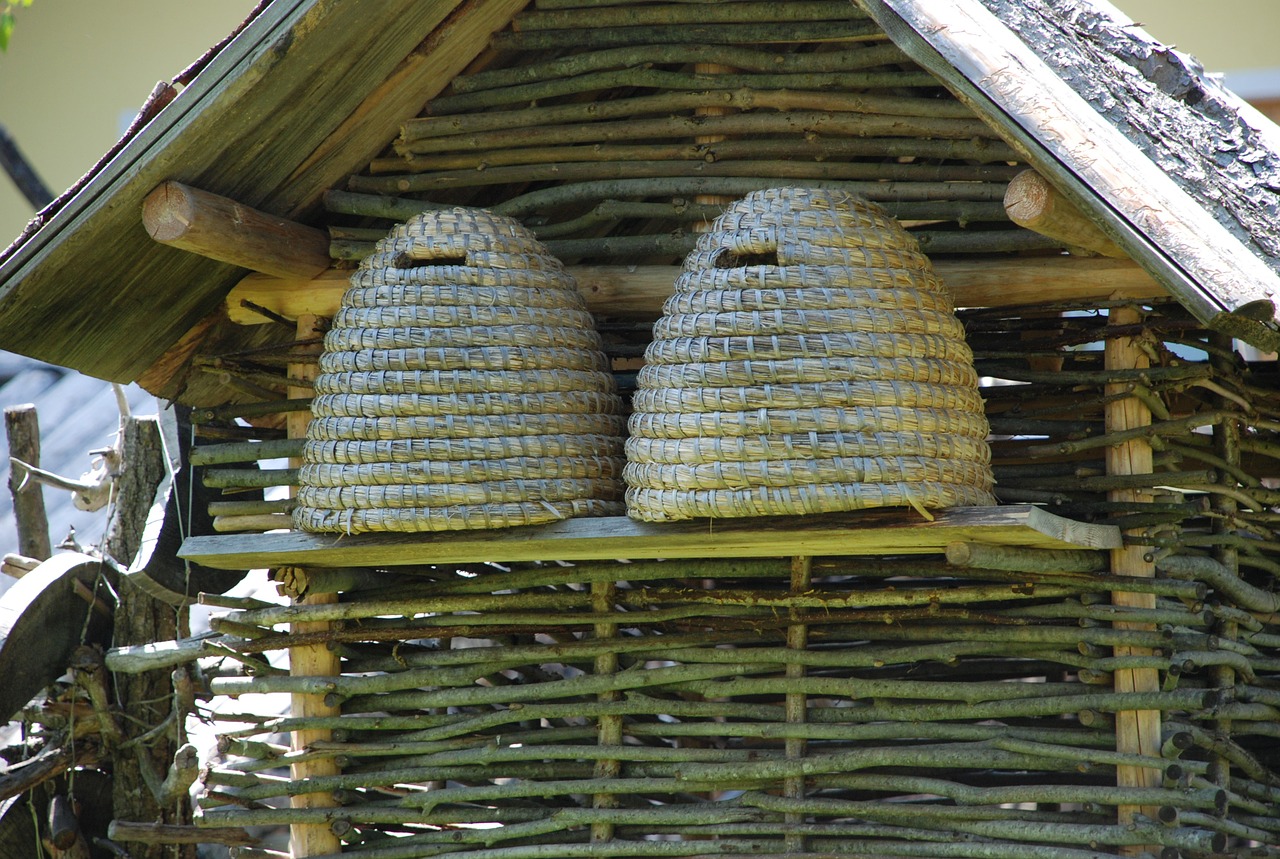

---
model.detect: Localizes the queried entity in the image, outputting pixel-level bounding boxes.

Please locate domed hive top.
[295,207,626,534]
[625,187,997,523]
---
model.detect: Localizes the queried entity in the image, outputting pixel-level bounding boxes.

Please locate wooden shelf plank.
[179,505,1120,570]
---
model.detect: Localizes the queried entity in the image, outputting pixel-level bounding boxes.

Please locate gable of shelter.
[318,1,1037,275]
[0,0,1276,408]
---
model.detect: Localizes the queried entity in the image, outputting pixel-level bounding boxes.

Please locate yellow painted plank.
[179,505,1120,570]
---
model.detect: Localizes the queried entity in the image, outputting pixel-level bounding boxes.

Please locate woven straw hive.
[295,208,626,533]
[625,187,997,521]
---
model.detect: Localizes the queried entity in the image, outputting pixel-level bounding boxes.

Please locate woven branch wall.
[192,302,1280,858]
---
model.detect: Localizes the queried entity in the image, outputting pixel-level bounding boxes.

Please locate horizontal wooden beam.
[1004,169,1125,258]
[227,256,1167,324]
[179,505,1120,570]
[142,181,332,279]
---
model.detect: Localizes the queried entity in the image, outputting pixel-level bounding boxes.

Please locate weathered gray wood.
[109,819,258,847]
[403,88,975,141]
[106,632,225,674]
[0,552,111,722]
[0,793,39,859]
[860,0,1280,343]
[514,1,866,31]
[398,110,995,155]
[104,416,194,859]
[451,42,911,94]
[491,19,881,50]
[0,0,482,385]
[179,505,1121,570]
[276,0,527,217]
[946,542,1107,574]
[377,136,1018,173]
[4,404,50,560]
[351,157,1020,193]
[128,407,248,604]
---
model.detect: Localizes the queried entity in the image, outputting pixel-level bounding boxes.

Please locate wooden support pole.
[101,415,194,859]
[226,256,1168,326]
[1208,332,1239,789]
[1004,170,1126,258]
[785,556,811,853]
[285,313,342,858]
[5,404,51,561]
[591,579,621,844]
[141,181,331,279]
[1104,306,1161,843]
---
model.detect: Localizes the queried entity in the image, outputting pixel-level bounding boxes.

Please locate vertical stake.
[285,313,342,858]
[1208,332,1239,788]
[1104,306,1161,845]
[785,555,811,851]
[5,404,51,560]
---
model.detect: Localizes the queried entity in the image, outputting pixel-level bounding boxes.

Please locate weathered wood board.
[180,505,1121,570]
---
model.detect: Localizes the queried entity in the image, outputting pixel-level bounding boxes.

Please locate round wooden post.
[591,579,621,844]
[1104,306,1161,842]
[785,556,811,852]
[5,404,51,561]
[286,313,342,858]
[1003,170,1124,258]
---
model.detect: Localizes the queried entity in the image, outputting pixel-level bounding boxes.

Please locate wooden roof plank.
[862,0,1280,333]
[178,505,1122,570]
[277,0,532,220]
[0,0,477,381]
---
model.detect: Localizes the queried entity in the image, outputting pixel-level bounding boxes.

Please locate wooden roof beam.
[226,255,1168,324]
[1004,169,1125,259]
[142,181,332,280]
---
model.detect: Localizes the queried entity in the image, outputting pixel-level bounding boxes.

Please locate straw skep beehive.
[625,187,997,521]
[294,208,626,533]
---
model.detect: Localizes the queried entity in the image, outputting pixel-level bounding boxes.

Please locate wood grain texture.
[862,0,1280,330]
[1104,306,1162,835]
[179,505,1121,570]
[4,404,51,561]
[0,0,472,383]
[1004,169,1124,258]
[0,553,111,723]
[286,314,342,858]
[280,0,530,218]
[227,255,1167,325]
[142,181,331,278]
[104,417,194,859]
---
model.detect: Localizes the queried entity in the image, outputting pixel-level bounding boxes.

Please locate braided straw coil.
[295,208,625,533]
[625,187,996,522]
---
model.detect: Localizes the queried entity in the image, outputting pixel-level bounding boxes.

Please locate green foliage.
[0,0,35,53]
